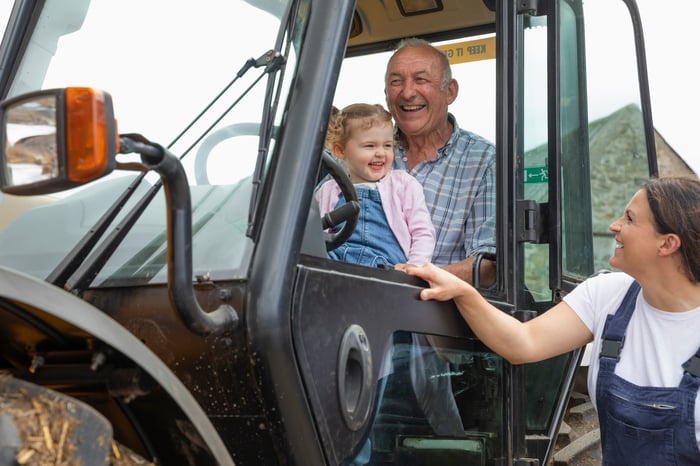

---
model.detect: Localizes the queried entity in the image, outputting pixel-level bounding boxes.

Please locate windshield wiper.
[109,181,249,283]
[47,50,287,295]
[246,0,295,240]
[46,172,149,288]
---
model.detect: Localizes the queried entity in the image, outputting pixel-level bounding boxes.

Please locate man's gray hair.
[390,37,453,91]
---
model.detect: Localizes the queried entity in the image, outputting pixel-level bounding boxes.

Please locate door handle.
[337,324,372,431]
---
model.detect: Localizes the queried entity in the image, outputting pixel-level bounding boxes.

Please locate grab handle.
[337,324,372,431]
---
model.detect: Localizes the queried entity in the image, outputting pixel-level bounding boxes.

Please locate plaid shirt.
[393,115,496,266]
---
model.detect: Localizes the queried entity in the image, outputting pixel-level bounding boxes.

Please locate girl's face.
[333,121,394,184]
[609,189,666,274]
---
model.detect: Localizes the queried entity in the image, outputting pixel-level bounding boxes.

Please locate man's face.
[385,46,457,137]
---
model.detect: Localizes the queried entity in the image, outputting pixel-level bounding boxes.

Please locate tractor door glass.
[520,8,573,446]
[358,332,506,465]
[562,0,654,280]
[518,2,589,451]
[522,0,657,298]
[521,12,550,303]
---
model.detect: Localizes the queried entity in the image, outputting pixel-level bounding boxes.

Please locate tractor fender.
[0,266,235,466]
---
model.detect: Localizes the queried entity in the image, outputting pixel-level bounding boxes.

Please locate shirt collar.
[395,113,459,157]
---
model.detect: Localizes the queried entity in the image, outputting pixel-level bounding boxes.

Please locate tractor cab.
[0,1,659,465]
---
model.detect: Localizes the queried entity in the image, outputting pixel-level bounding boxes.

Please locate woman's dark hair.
[643,175,700,282]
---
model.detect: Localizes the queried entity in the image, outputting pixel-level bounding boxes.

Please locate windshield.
[0,0,303,286]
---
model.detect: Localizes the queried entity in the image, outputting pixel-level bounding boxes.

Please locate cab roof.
[348,0,496,54]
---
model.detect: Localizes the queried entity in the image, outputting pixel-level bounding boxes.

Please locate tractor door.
[277,1,660,466]
[258,1,512,462]
[278,2,507,466]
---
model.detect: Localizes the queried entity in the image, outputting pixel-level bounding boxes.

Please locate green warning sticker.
[524,166,548,183]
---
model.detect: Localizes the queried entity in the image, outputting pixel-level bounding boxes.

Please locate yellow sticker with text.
[437,37,496,65]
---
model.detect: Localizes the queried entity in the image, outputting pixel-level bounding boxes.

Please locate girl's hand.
[399,263,475,302]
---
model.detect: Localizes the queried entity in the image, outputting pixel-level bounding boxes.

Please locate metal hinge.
[517,0,546,15]
[516,200,549,244]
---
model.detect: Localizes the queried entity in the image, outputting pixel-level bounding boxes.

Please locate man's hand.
[442,256,495,287]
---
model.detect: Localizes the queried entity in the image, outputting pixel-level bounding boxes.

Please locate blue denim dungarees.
[597,281,700,465]
[328,188,407,267]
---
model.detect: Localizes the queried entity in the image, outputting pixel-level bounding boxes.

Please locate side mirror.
[0,88,118,195]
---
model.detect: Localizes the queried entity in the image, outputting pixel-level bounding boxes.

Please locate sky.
[634,0,700,173]
[0,0,698,173]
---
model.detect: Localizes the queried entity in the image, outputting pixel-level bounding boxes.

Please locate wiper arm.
[169,50,280,149]
[46,172,147,288]
[246,4,294,239]
[65,186,162,294]
[245,53,287,238]
[50,51,286,295]
[178,51,284,162]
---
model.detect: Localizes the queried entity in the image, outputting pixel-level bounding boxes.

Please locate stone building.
[588,104,694,272]
[523,104,695,295]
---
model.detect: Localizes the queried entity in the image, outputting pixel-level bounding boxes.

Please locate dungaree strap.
[595,281,700,465]
[684,347,700,379]
[599,281,641,361]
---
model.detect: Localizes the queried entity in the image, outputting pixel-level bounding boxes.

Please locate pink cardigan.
[315,170,435,265]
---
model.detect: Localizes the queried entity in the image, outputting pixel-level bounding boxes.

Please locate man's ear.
[659,233,682,257]
[446,79,459,105]
[332,143,345,159]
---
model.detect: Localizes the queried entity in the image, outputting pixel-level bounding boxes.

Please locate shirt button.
[403,156,407,161]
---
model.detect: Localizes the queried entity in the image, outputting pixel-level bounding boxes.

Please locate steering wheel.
[321,151,359,251]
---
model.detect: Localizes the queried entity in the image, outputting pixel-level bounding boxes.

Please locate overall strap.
[683,346,700,379]
[599,281,641,362]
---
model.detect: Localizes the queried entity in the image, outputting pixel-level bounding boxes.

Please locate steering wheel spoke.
[320,151,359,251]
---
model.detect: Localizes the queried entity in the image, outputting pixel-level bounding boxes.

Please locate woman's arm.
[402,263,593,364]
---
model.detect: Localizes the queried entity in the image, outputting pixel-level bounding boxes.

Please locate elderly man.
[386,38,496,286]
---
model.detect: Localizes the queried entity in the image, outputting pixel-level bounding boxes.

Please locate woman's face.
[608,189,666,274]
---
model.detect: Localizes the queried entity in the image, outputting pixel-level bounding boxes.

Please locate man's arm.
[451,146,496,285]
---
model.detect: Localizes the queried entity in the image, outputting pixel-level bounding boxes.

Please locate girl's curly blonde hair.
[325,103,393,151]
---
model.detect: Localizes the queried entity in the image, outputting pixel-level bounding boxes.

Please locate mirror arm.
[119,135,240,336]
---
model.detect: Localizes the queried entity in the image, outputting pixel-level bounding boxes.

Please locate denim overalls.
[597,281,700,465]
[328,187,406,267]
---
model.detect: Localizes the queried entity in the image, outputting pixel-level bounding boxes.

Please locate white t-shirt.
[563,272,700,446]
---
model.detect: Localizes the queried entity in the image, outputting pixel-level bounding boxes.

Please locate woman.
[401,176,700,465]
